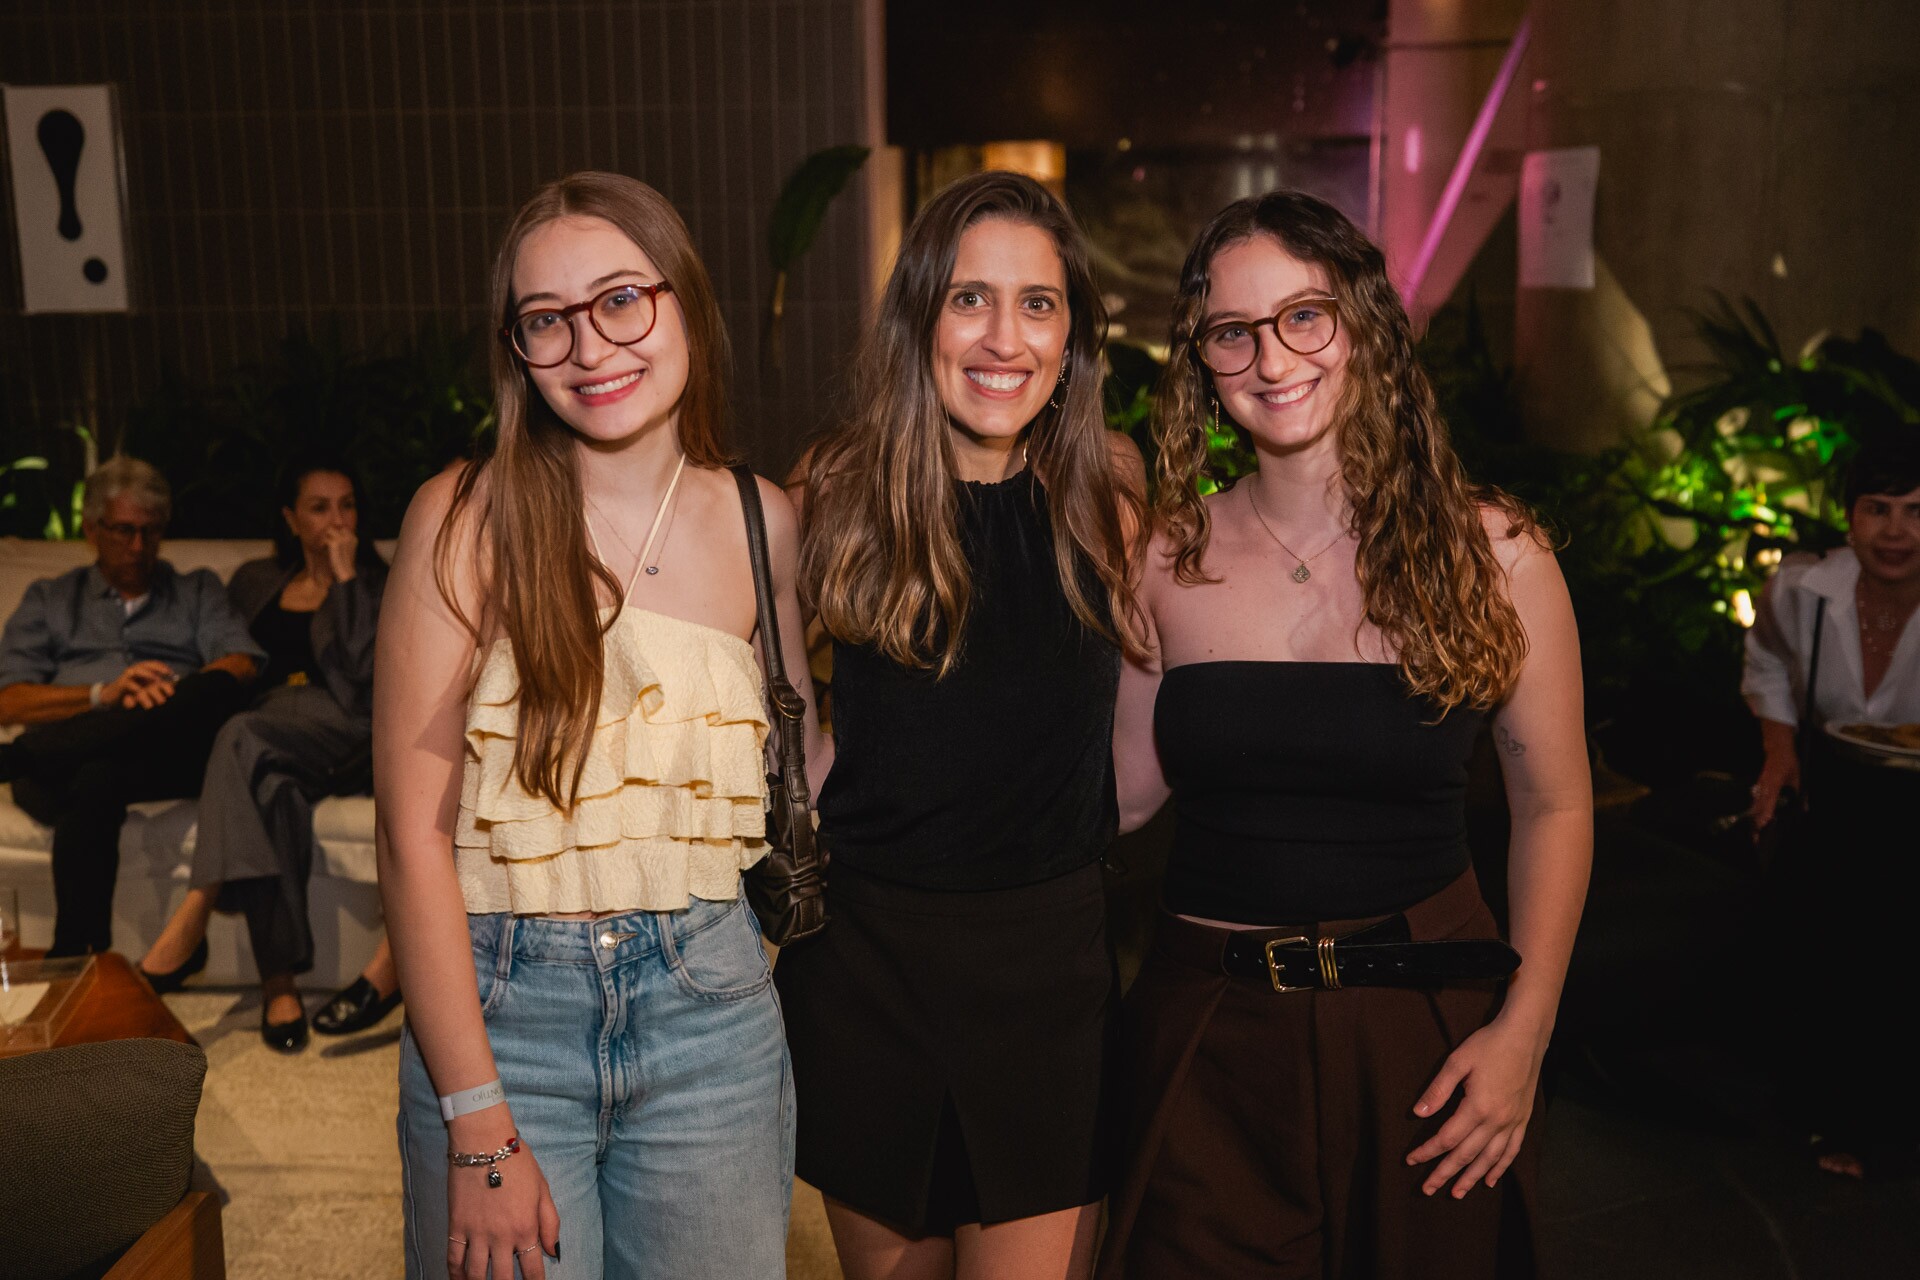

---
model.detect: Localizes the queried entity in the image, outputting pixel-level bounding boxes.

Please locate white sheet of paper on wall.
[2,84,132,314]
[1518,146,1599,290]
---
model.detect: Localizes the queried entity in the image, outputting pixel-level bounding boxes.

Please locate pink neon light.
[1403,15,1533,301]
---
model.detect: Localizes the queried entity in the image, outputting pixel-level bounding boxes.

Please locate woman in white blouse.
[1743,431,1920,1179]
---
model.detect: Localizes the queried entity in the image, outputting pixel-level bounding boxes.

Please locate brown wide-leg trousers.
[1098,869,1538,1280]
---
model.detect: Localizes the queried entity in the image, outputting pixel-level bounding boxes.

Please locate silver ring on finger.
[517,1244,541,1255]
[448,1237,467,1247]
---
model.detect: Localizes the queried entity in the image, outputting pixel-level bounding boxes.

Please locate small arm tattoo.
[1496,725,1527,758]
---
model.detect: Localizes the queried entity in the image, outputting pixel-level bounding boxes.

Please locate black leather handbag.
[731,465,829,946]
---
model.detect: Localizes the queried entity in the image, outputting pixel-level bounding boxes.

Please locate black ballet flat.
[262,1005,309,1054]
[311,976,403,1036]
[138,938,209,995]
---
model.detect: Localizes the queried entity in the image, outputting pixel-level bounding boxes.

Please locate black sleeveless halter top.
[819,470,1121,891]
[1155,661,1485,923]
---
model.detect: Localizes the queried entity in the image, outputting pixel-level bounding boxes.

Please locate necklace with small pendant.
[1246,484,1346,583]
[1857,582,1915,660]
[585,454,687,596]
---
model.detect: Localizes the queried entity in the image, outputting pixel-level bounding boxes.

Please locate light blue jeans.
[399,892,794,1279]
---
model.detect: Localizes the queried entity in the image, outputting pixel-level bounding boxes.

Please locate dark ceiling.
[887,0,1385,151]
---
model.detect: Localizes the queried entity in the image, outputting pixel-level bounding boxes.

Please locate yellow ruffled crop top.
[454,608,770,915]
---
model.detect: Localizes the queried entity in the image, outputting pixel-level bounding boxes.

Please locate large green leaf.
[767,145,871,271]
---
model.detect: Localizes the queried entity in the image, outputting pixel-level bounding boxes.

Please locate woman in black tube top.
[1098,191,1592,1280]
[785,171,1145,1280]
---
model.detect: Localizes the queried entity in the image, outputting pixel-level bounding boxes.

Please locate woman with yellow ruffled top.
[374,172,826,1280]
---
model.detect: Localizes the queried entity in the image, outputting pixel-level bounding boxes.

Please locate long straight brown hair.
[437,172,735,809]
[801,171,1143,671]
[1156,190,1533,710]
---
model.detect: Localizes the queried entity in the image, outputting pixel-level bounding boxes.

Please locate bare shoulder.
[384,465,489,638]
[393,465,484,574]
[1478,500,1553,575]
[690,464,797,555]
[400,466,463,537]
[754,471,801,554]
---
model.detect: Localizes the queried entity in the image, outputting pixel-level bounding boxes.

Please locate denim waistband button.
[599,932,618,950]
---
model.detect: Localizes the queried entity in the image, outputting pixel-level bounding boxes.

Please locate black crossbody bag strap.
[730,465,811,803]
[729,465,827,946]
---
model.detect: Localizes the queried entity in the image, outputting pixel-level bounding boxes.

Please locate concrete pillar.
[1516,0,1920,451]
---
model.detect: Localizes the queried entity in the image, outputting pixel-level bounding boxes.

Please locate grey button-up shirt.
[0,561,266,688]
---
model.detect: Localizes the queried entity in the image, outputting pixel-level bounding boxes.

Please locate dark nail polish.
[554,1239,561,1262]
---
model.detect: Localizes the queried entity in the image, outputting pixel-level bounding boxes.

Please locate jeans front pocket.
[664,897,774,1002]
[472,939,513,1021]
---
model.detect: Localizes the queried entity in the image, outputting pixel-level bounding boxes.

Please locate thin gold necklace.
[584,453,687,604]
[1246,483,1346,584]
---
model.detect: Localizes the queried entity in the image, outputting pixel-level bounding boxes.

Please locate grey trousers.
[192,683,368,981]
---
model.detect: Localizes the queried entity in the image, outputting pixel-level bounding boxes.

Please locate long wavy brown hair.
[801,171,1144,672]
[437,171,735,809]
[1156,190,1533,710]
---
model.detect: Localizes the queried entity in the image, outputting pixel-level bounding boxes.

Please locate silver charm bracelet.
[448,1135,521,1188]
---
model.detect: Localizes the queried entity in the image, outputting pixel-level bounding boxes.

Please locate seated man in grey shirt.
[0,457,262,956]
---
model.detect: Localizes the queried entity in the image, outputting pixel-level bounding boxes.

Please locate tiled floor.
[170,796,1920,1280]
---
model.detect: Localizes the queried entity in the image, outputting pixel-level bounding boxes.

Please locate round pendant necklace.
[1247,483,1346,584]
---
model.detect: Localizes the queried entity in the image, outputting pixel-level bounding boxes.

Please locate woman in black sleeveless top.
[1098,193,1592,1280]
[784,172,1144,1280]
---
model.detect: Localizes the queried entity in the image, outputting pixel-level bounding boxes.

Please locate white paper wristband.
[439,1079,506,1121]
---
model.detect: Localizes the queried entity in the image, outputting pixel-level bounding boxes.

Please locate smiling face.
[1202,234,1350,457]
[932,216,1070,454]
[283,470,357,561]
[510,215,690,446]
[1851,485,1920,588]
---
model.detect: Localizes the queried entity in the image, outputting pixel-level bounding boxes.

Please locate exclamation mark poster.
[3,84,131,314]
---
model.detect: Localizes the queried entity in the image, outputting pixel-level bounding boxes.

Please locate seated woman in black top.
[137,459,396,1052]
[1101,192,1592,1280]
[784,171,1145,1280]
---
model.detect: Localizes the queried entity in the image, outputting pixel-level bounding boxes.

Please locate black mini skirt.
[774,859,1117,1236]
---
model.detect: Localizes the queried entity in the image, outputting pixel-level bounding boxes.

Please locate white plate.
[1826,722,1920,759]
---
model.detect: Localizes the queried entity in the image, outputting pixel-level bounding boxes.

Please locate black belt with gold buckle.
[1218,915,1521,992]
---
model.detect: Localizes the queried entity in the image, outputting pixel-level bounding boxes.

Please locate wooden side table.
[3,949,196,1050]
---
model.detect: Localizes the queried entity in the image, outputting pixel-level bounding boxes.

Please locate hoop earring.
[1049,360,1070,412]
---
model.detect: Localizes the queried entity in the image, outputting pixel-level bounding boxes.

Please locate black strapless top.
[251,597,318,690]
[819,470,1121,891]
[1155,661,1485,923]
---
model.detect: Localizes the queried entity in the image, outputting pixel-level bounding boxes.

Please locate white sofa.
[0,536,387,988]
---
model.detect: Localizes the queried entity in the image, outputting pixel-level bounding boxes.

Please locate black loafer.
[311,976,403,1036]
[262,1005,309,1053]
[138,938,209,995]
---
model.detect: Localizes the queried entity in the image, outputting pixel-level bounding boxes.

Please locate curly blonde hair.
[1155,191,1533,711]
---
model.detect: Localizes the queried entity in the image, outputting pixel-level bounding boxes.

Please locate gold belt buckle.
[1263,935,1312,993]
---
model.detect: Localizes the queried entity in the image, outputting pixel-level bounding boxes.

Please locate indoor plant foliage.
[1626,295,1920,628]
[122,324,495,542]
